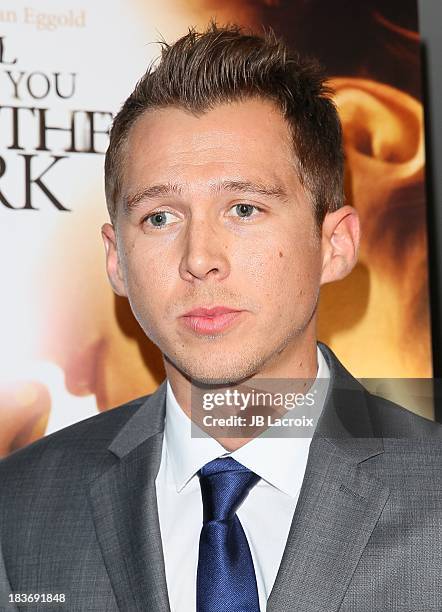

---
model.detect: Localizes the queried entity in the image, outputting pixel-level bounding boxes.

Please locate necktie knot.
[198,457,260,522]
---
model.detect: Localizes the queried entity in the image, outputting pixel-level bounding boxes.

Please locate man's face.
[105,99,325,384]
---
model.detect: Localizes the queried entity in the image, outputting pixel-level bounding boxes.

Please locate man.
[0,23,441,612]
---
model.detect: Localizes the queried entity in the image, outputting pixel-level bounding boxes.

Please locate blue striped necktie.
[196,457,261,612]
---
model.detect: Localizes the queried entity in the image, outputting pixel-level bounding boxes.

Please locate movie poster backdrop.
[0,0,432,456]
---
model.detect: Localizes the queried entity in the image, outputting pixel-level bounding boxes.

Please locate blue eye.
[144,211,177,228]
[230,203,259,218]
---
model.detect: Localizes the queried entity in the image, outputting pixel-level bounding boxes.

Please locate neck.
[164,332,319,452]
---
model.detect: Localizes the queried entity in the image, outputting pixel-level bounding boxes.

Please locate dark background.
[261,0,421,98]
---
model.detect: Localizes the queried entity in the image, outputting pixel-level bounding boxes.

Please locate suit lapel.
[267,437,389,612]
[267,345,390,612]
[88,381,171,612]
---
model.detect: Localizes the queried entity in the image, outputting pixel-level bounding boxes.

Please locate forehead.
[122,98,299,192]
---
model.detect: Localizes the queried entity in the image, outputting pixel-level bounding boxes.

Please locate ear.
[320,205,360,285]
[101,223,128,297]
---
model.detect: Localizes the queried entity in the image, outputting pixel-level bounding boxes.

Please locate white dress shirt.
[155,346,330,611]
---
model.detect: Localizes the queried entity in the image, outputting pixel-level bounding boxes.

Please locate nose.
[179,217,230,282]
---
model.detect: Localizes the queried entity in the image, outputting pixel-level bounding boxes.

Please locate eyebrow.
[123,179,288,213]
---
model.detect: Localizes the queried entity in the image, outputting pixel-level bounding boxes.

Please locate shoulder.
[364,392,442,482]
[319,341,442,440]
[366,390,442,440]
[0,394,152,485]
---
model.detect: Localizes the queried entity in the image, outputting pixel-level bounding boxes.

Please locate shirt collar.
[164,345,330,498]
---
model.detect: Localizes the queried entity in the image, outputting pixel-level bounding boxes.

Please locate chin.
[177,357,262,387]
[191,373,245,386]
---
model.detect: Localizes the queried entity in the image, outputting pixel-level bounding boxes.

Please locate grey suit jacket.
[0,343,441,611]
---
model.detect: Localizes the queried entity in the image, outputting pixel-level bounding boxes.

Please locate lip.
[182,306,241,317]
[180,306,244,335]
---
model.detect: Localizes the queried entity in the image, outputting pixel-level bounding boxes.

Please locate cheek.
[120,242,172,307]
[236,234,320,297]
